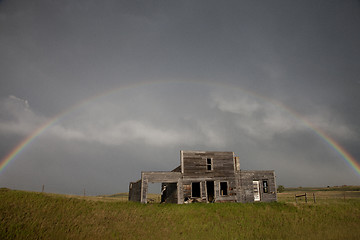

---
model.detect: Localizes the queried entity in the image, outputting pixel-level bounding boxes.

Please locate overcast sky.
[0,0,359,195]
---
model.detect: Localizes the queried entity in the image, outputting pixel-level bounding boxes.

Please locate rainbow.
[0,80,359,176]
[307,122,360,176]
[0,118,56,172]
[276,101,360,176]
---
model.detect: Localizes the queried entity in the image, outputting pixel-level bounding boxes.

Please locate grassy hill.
[1,187,360,239]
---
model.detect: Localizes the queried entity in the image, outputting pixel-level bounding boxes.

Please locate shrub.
[277,185,285,193]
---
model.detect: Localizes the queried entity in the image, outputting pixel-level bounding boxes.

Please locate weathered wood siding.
[182,151,235,177]
[180,151,238,202]
[181,178,238,203]
[235,171,255,203]
[128,180,141,202]
[182,180,207,202]
[252,170,277,202]
[142,171,182,183]
[235,170,277,203]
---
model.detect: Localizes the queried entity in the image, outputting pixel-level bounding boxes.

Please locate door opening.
[253,180,260,201]
[206,181,215,202]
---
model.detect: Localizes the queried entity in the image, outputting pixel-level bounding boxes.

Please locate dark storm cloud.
[0,0,359,194]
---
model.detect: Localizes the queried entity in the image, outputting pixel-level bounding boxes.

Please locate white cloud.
[212,93,260,116]
[1,90,355,158]
[9,95,30,109]
[0,95,197,147]
[195,120,227,147]
[0,94,229,148]
[48,119,229,148]
[304,112,356,141]
[79,120,197,146]
[0,95,46,135]
[48,125,88,141]
[211,91,356,142]
[212,93,304,139]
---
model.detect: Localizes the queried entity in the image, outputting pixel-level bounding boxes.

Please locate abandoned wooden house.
[129,150,277,204]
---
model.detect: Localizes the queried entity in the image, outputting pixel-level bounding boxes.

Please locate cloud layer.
[1,81,359,195]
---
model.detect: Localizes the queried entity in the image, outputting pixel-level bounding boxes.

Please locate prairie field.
[1,187,360,240]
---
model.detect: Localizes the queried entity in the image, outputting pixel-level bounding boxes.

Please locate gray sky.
[0,0,359,195]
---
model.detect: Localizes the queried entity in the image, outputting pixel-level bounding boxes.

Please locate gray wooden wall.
[182,151,235,177]
[235,170,277,203]
[181,151,238,202]
[128,180,141,202]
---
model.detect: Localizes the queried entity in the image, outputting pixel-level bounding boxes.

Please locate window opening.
[263,180,268,193]
[206,158,213,171]
[220,182,228,196]
[192,182,201,198]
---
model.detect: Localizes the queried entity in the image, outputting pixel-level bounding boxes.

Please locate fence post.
[305,193,307,203]
[313,193,316,203]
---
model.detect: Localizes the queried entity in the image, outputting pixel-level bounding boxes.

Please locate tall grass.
[1,188,360,239]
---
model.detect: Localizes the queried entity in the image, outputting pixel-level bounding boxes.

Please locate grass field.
[1,187,360,239]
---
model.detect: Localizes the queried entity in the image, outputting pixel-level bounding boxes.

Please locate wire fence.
[278,191,360,204]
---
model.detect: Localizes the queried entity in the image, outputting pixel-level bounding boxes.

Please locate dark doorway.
[206,181,215,202]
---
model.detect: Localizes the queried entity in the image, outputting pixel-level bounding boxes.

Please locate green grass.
[1,188,360,239]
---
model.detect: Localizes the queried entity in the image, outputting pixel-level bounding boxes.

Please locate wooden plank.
[142,171,181,183]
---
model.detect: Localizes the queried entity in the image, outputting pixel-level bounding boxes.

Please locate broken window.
[263,180,268,193]
[220,182,228,196]
[206,158,213,171]
[191,182,201,198]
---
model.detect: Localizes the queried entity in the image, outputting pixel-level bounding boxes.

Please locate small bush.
[277,185,285,193]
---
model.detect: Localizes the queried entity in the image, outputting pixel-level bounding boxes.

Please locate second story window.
[206,158,213,171]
